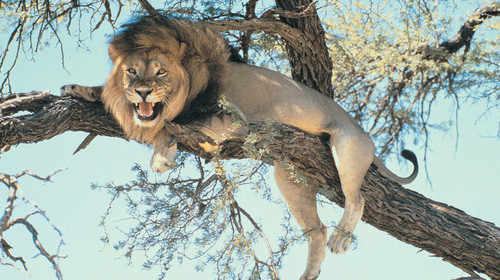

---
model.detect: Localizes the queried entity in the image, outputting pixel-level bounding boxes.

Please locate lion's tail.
[372,150,419,185]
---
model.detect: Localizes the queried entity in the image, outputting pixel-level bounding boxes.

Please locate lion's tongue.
[138,102,153,117]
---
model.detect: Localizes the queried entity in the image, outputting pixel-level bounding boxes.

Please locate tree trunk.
[1,92,499,279]
[275,0,334,98]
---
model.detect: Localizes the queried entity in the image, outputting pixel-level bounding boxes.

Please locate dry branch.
[0,91,124,152]
[0,170,65,279]
[439,3,500,54]
[0,92,499,279]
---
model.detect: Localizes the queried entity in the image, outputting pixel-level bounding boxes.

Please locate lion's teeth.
[152,102,156,107]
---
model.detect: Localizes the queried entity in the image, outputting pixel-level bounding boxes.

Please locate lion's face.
[116,49,189,128]
[101,18,229,143]
[102,47,190,142]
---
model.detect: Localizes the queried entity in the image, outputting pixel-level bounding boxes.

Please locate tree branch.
[1,92,498,279]
[206,18,309,52]
[0,170,65,279]
[137,0,160,16]
[439,3,500,54]
[0,91,124,151]
[205,6,334,98]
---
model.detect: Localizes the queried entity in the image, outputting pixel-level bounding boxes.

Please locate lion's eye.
[157,69,167,76]
[127,68,137,75]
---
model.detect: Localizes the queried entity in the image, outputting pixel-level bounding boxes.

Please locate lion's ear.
[108,44,120,63]
[178,42,187,59]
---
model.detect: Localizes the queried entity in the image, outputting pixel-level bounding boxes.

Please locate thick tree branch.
[205,1,334,99]
[207,18,311,54]
[439,3,500,54]
[0,91,124,152]
[1,92,498,279]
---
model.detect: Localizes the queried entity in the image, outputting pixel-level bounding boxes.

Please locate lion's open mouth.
[133,102,163,121]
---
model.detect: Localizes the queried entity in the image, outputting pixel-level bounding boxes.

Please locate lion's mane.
[102,16,235,143]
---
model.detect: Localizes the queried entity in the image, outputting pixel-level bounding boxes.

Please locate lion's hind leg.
[326,130,374,254]
[61,84,103,102]
[274,162,326,280]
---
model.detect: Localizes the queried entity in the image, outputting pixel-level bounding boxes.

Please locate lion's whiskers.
[164,100,173,111]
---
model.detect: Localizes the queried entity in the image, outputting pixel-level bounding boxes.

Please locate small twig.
[10,218,64,280]
[235,203,279,278]
[73,133,98,154]
[15,168,66,182]
[0,238,27,270]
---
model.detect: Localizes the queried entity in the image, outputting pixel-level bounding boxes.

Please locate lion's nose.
[135,87,153,100]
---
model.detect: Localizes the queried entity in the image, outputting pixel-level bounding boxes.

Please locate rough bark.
[1,92,499,279]
[274,0,334,98]
[0,92,124,152]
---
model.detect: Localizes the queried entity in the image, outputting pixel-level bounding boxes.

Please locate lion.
[62,16,418,280]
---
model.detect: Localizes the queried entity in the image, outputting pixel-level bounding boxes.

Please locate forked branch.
[0,170,65,279]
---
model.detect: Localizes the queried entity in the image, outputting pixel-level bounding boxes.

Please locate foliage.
[92,153,308,279]
[324,0,500,154]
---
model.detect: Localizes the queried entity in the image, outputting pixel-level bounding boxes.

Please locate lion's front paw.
[150,153,177,173]
[61,84,83,98]
[327,228,353,254]
[61,84,100,102]
[300,271,320,280]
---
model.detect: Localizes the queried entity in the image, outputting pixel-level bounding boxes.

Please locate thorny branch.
[331,2,500,155]
[94,152,290,279]
[0,170,65,280]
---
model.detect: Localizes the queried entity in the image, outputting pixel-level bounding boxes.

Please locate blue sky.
[1,4,499,280]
